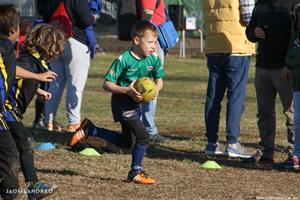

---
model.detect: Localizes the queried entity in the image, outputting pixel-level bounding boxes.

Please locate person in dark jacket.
[278,2,300,170]
[0,4,20,200]
[243,0,297,165]
[37,0,97,132]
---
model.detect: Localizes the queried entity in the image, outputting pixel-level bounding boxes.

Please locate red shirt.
[139,0,166,25]
[16,35,26,58]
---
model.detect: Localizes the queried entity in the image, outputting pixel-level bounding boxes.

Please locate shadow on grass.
[35,154,118,180]
[163,135,193,141]
[146,144,267,171]
[30,128,72,146]
[147,143,205,163]
[241,141,289,154]
[216,140,289,153]
[37,168,119,181]
[147,141,293,172]
[37,168,80,176]
[31,127,294,172]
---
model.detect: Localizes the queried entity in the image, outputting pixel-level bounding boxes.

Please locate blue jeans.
[205,54,250,144]
[140,99,157,136]
[140,44,164,136]
[294,92,300,157]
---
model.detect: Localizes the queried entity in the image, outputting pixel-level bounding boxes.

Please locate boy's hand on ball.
[153,90,159,100]
[127,81,143,102]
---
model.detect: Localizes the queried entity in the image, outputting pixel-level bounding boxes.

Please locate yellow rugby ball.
[134,77,157,103]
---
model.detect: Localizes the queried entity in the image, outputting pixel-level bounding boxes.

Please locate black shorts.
[111,93,139,122]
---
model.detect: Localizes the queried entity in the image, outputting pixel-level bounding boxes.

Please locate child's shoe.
[69,118,93,146]
[27,181,57,200]
[205,142,223,156]
[149,134,170,143]
[67,123,81,133]
[242,149,274,165]
[127,170,156,185]
[46,121,63,132]
[278,155,300,170]
[32,118,44,129]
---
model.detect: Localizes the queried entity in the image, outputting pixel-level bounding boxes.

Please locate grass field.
[19,54,300,200]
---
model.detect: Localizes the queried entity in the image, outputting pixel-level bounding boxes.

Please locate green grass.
[20,54,300,199]
[23,54,289,148]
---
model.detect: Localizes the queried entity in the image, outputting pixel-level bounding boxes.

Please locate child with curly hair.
[4,23,66,200]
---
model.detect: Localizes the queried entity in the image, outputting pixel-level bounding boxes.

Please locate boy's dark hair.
[0,4,20,37]
[131,20,158,39]
[22,24,66,62]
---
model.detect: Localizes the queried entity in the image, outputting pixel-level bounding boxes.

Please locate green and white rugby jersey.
[104,50,166,87]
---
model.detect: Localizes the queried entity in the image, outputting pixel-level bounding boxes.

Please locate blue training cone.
[36,142,55,151]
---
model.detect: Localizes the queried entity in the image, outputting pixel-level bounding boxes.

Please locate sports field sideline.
[21,54,300,200]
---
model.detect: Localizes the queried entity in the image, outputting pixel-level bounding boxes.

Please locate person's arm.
[239,0,255,26]
[153,78,163,99]
[139,0,156,21]
[36,88,52,101]
[103,80,143,102]
[245,5,261,43]
[103,80,129,94]
[280,66,292,81]
[103,55,130,95]
[281,37,296,80]
[74,0,95,27]
[154,78,163,92]
[152,55,166,91]
[103,54,142,102]
[16,66,57,82]
[141,8,154,21]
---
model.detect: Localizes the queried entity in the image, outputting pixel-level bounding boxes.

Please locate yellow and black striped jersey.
[5,51,49,118]
[0,37,16,129]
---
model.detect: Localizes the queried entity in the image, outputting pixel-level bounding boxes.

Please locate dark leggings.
[116,119,149,148]
[7,121,38,183]
[0,130,19,200]
[34,98,44,123]
[101,119,149,149]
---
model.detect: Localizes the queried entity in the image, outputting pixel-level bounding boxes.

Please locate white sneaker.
[224,142,251,158]
[205,142,223,156]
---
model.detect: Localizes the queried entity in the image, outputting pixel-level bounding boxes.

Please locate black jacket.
[37,0,94,46]
[0,37,16,109]
[7,52,49,116]
[246,0,292,69]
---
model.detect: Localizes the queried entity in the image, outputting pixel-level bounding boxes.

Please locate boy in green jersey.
[70,20,165,184]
